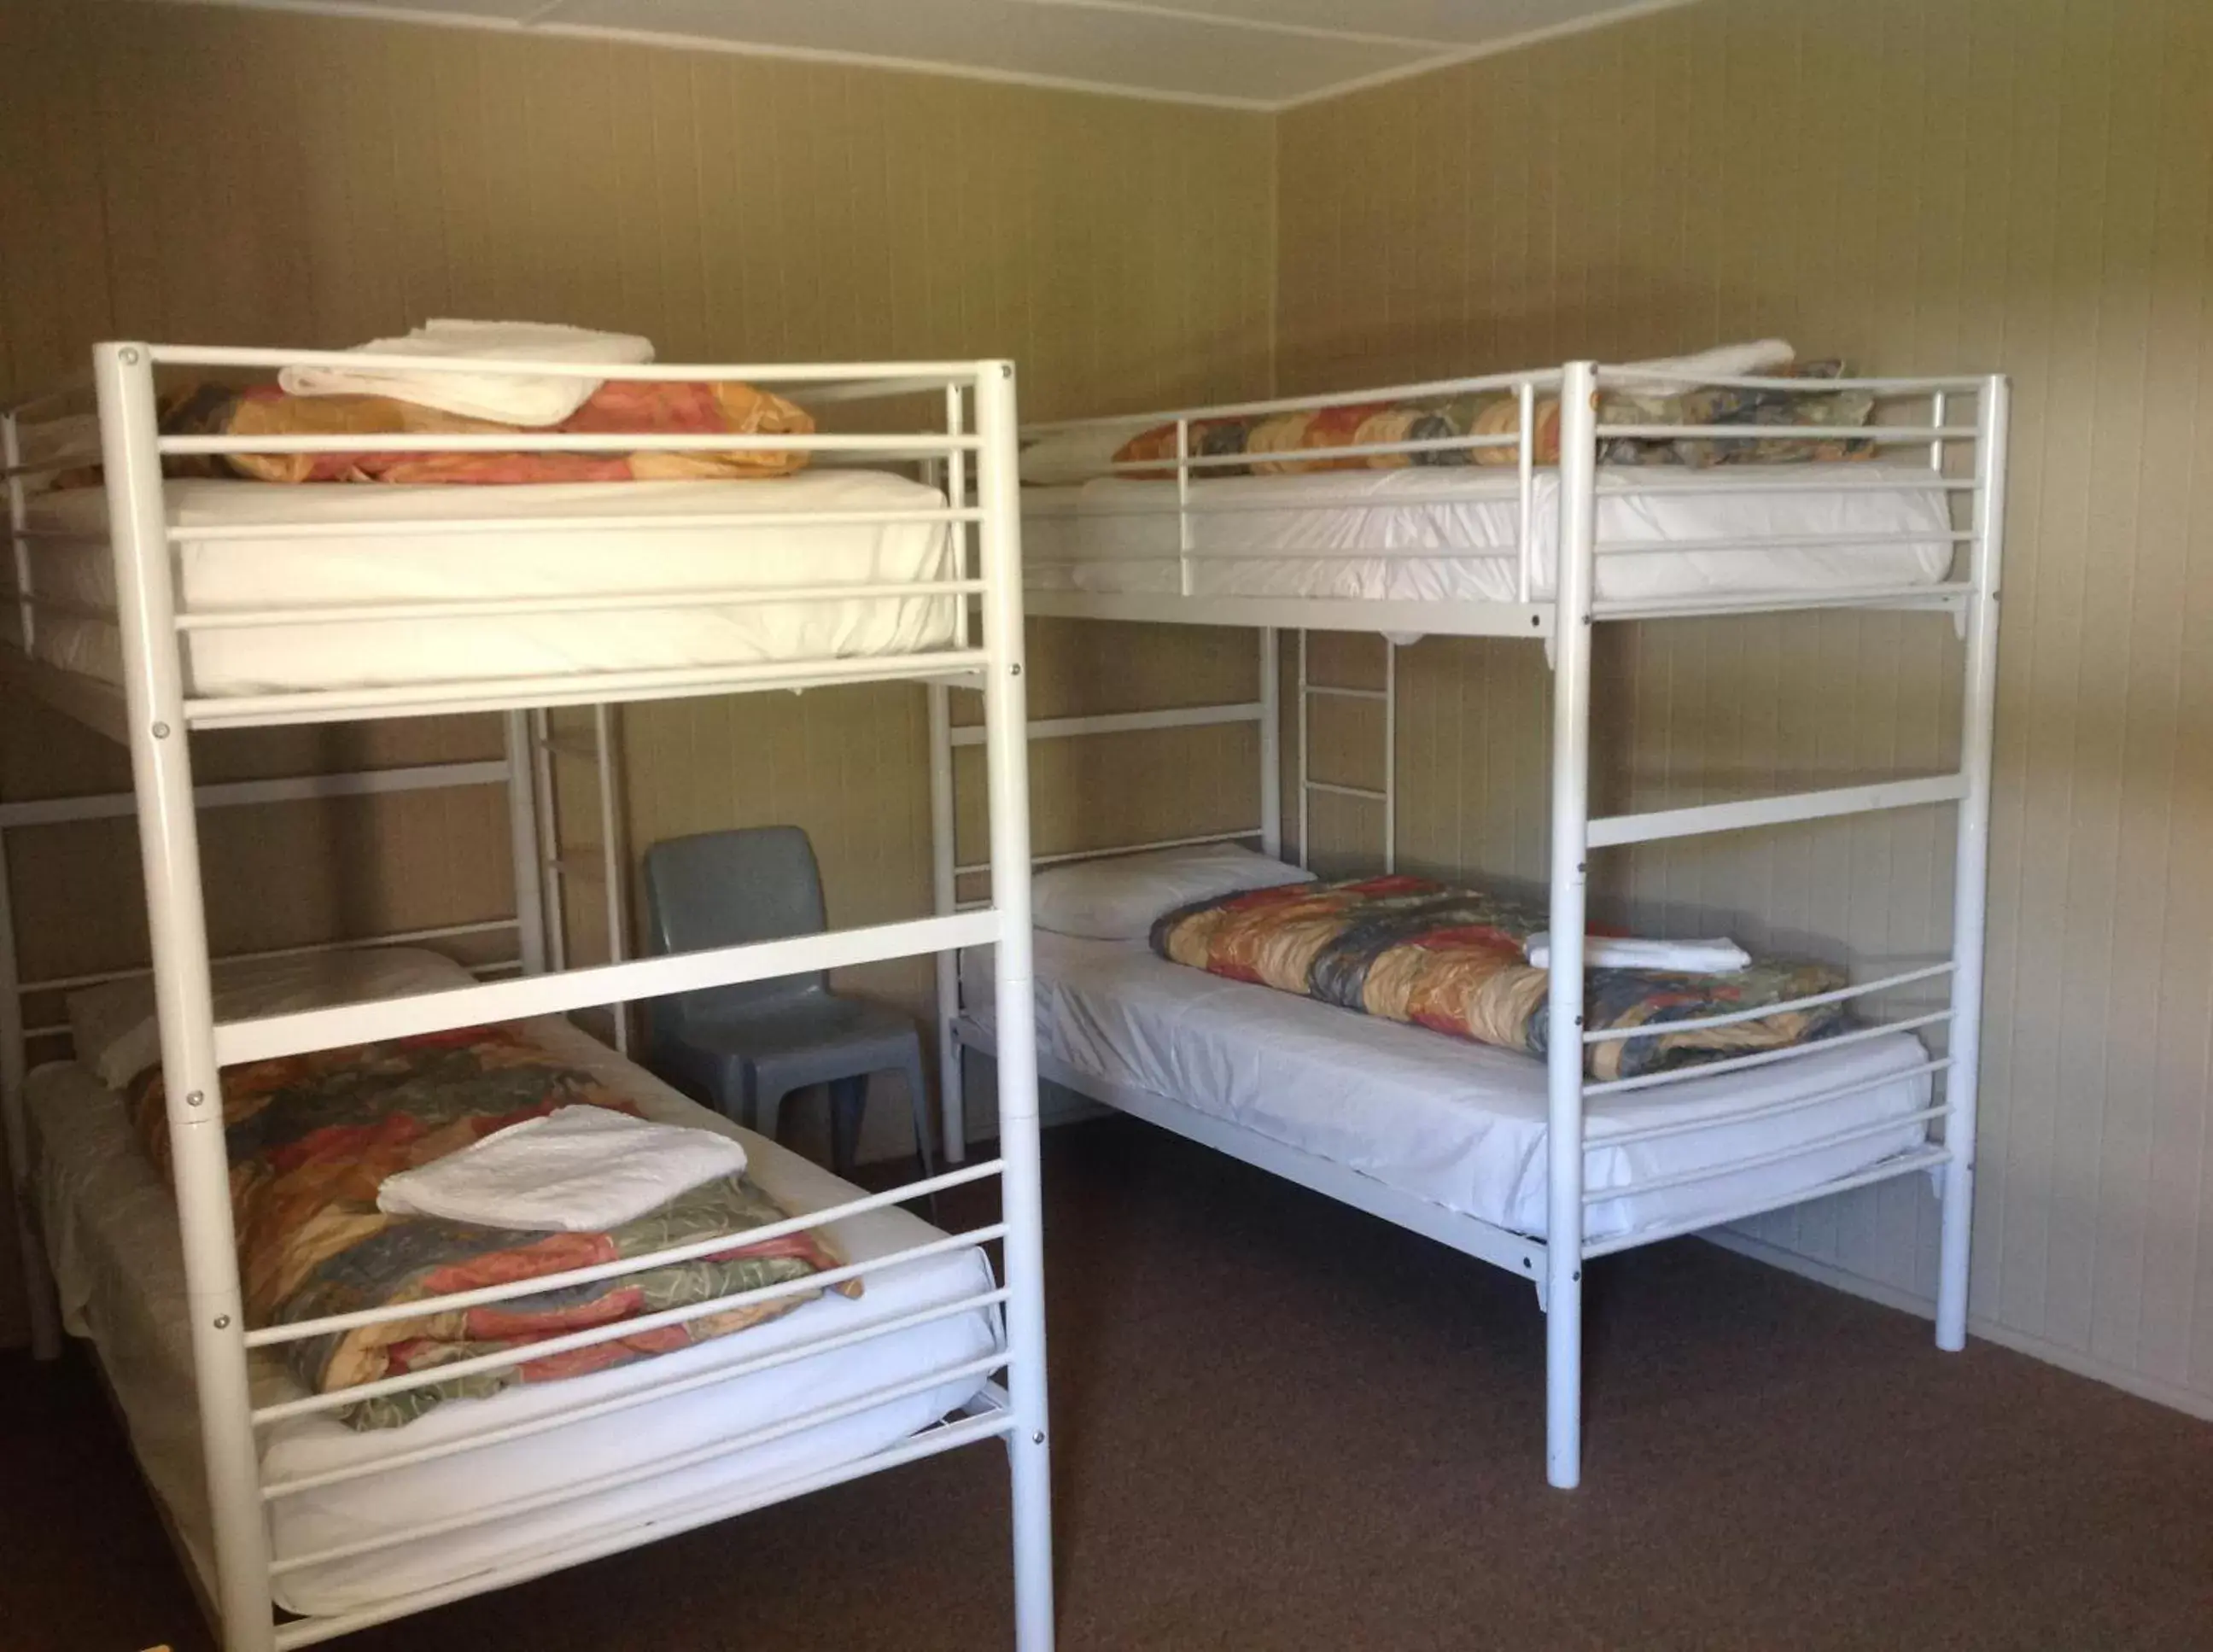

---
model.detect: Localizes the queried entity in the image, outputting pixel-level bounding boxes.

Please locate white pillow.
[67,946,476,1093]
[1031,844,1313,941]
[1019,421,1152,487]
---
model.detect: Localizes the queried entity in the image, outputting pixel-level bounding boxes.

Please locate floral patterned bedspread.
[1150,875,1847,1082]
[128,1024,850,1429]
[1106,362,1875,478]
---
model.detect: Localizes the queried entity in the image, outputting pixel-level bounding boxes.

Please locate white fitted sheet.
[19,471,955,697]
[966,933,1934,1243]
[1022,463,1954,605]
[26,1017,998,1619]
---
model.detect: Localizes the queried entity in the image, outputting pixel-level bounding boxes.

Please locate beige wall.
[0,0,1276,1341]
[5,0,2205,1427]
[1276,0,2213,1414]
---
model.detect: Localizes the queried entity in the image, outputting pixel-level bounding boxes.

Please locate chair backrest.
[642,826,829,1026]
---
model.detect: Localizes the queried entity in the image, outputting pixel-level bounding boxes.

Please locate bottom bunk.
[958,929,1937,1251]
[26,999,1001,1622]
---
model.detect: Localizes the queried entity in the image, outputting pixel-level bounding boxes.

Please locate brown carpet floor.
[4,1115,2210,1652]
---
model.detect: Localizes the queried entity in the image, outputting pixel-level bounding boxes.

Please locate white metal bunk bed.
[935,359,2007,1491]
[0,344,1054,1649]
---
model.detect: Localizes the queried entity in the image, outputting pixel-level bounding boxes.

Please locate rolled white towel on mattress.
[1524,934,1752,973]
[278,318,655,426]
[376,1105,749,1232]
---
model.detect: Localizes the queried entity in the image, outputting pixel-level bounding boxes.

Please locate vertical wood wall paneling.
[1272,0,2213,1413]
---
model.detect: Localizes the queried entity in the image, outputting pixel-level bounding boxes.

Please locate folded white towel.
[1524,934,1752,973]
[376,1105,749,1232]
[278,319,655,427]
[1613,339,1796,383]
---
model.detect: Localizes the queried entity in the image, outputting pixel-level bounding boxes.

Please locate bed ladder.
[1294,632,1396,874]
[526,704,632,1054]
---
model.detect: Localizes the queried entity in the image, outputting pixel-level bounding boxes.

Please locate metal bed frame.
[0,344,1054,1651]
[933,359,2009,1492]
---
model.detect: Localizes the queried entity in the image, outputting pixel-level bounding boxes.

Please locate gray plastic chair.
[642,826,936,1190]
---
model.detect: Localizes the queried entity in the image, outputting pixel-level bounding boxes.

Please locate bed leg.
[1936,1159,1973,1352]
[1545,1266,1582,1491]
[18,1216,62,1360]
[1542,361,1597,1495]
[939,995,967,1167]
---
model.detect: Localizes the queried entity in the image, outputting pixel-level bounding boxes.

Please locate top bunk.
[0,336,1021,738]
[1016,343,2004,639]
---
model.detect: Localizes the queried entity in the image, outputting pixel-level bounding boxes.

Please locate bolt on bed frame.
[0,344,1055,1650]
[936,360,2007,1491]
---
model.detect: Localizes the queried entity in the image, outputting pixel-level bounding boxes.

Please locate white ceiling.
[169,0,1692,109]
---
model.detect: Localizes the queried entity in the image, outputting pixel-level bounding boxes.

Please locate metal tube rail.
[1021,474,1975,520]
[972,359,1057,1650]
[1584,1105,1948,1205]
[1594,423,1975,444]
[1579,1145,1955,1260]
[169,505,984,542]
[1936,375,2010,1351]
[1584,1011,1954,1098]
[1591,582,1972,622]
[252,1223,1007,1427]
[1592,369,1987,393]
[247,1158,1010,1354]
[1581,962,1956,1043]
[182,648,993,730]
[1019,365,1571,435]
[96,339,277,1642]
[175,579,985,631]
[0,756,511,827]
[945,701,1264,746]
[1586,774,1968,849]
[1542,360,1600,1491]
[268,1352,1011,1578]
[267,1409,1018,1651]
[1592,473,1977,496]
[160,430,977,459]
[261,1287,1012,1501]
[954,826,1261,879]
[1596,1059,1952,1149]
[144,344,996,384]
[16,919,519,995]
[1107,429,1524,474]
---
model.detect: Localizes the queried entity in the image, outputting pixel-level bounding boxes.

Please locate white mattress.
[1022,463,1954,605]
[19,472,955,697]
[25,1017,999,1619]
[966,932,1934,1243]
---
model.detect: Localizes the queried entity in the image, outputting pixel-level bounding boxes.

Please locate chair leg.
[827,1075,868,1179]
[901,1050,941,1222]
[754,1083,786,1149]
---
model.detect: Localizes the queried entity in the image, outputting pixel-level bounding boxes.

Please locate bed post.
[1936,375,2007,1351]
[504,710,548,975]
[1258,629,1282,860]
[927,681,966,1165]
[96,343,276,1650]
[974,360,1054,1650]
[0,822,63,1360]
[1543,361,1599,1492]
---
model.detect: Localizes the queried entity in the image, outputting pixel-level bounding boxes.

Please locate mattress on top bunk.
[25,1015,998,1620]
[17,471,955,697]
[963,931,1935,1244]
[1021,463,1954,604]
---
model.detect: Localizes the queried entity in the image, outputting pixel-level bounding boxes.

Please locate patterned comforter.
[87,378,817,487]
[1107,361,1876,478]
[1151,875,1847,1082]
[128,1024,850,1429]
